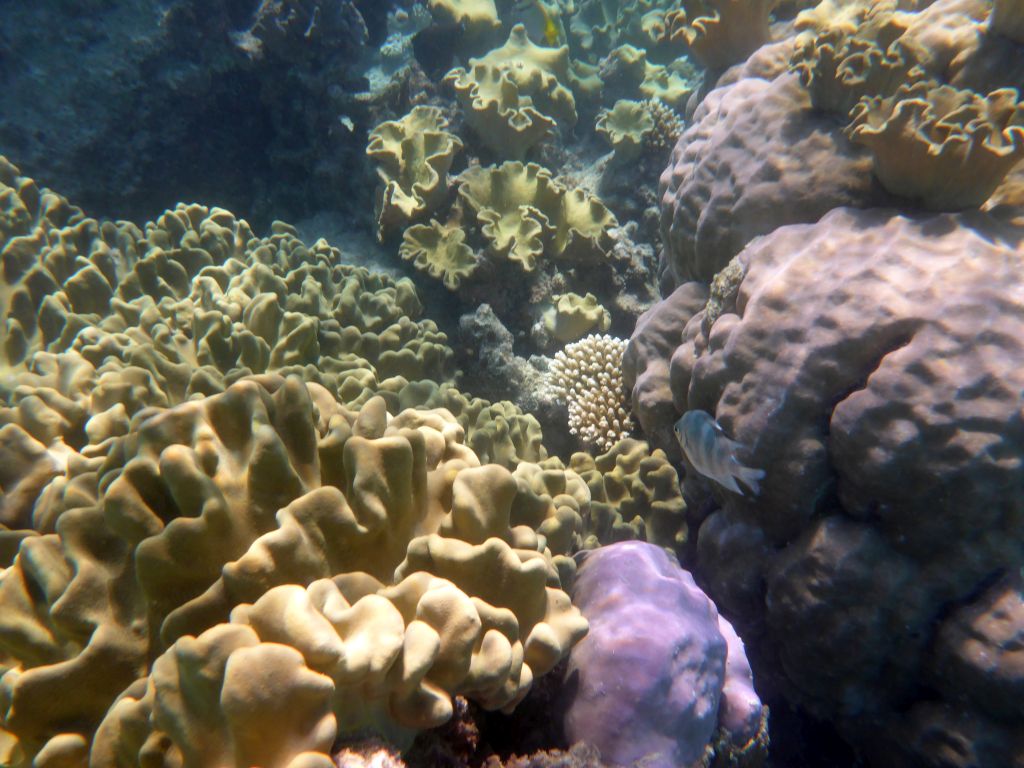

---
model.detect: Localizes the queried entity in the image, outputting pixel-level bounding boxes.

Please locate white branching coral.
[549,334,632,452]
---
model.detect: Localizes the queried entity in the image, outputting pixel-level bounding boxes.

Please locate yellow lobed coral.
[457,161,616,272]
[847,81,1024,210]
[366,106,463,239]
[549,333,632,452]
[790,18,926,115]
[597,100,657,162]
[0,375,588,765]
[428,0,500,36]
[568,0,686,62]
[665,0,778,71]
[445,24,577,160]
[568,437,688,553]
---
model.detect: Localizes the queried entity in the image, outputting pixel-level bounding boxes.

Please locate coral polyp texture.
[847,82,1024,210]
[548,334,632,452]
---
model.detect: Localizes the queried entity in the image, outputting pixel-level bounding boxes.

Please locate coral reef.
[1,375,590,764]
[658,72,885,286]
[446,25,578,159]
[665,0,778,71]
[567,438,688,555]
[541,293,612,344]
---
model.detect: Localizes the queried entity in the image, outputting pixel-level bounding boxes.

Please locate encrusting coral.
[847,81,1024,210]
[366,106,463,239]
[548,333,632,452]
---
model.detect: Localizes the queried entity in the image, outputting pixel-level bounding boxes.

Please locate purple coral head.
[562,541,765,767]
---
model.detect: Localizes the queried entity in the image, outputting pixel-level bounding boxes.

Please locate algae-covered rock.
[847,81,1024,210]
[366,106,463,239]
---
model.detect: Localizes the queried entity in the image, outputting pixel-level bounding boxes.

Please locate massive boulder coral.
[0,374,589,765]
[366,106,463,238]
[847,81,1024,210]
[635,206,1024,765]
[658,72,884,286]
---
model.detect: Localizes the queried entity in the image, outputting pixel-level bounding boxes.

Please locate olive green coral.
[542,292,612,343]
[366,106,463,239]
[847,82,1024,210]
[790,9,925,116]
[399,219,479,289]
[445,24,577,159]
[457,161,616,272]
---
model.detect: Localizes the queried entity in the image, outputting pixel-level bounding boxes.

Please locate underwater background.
[1,1,1022,766]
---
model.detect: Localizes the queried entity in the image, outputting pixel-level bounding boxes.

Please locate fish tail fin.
[737,466,766,496]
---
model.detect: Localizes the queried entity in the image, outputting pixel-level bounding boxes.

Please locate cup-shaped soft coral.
[665,0,777,71]
[790,26,925,116]
[847,81,1024,210]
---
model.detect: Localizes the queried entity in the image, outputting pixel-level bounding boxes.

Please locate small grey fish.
[673,410,766,496]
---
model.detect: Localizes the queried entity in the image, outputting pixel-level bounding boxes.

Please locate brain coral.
[0,375,589,765]
[639,206,1024,765]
